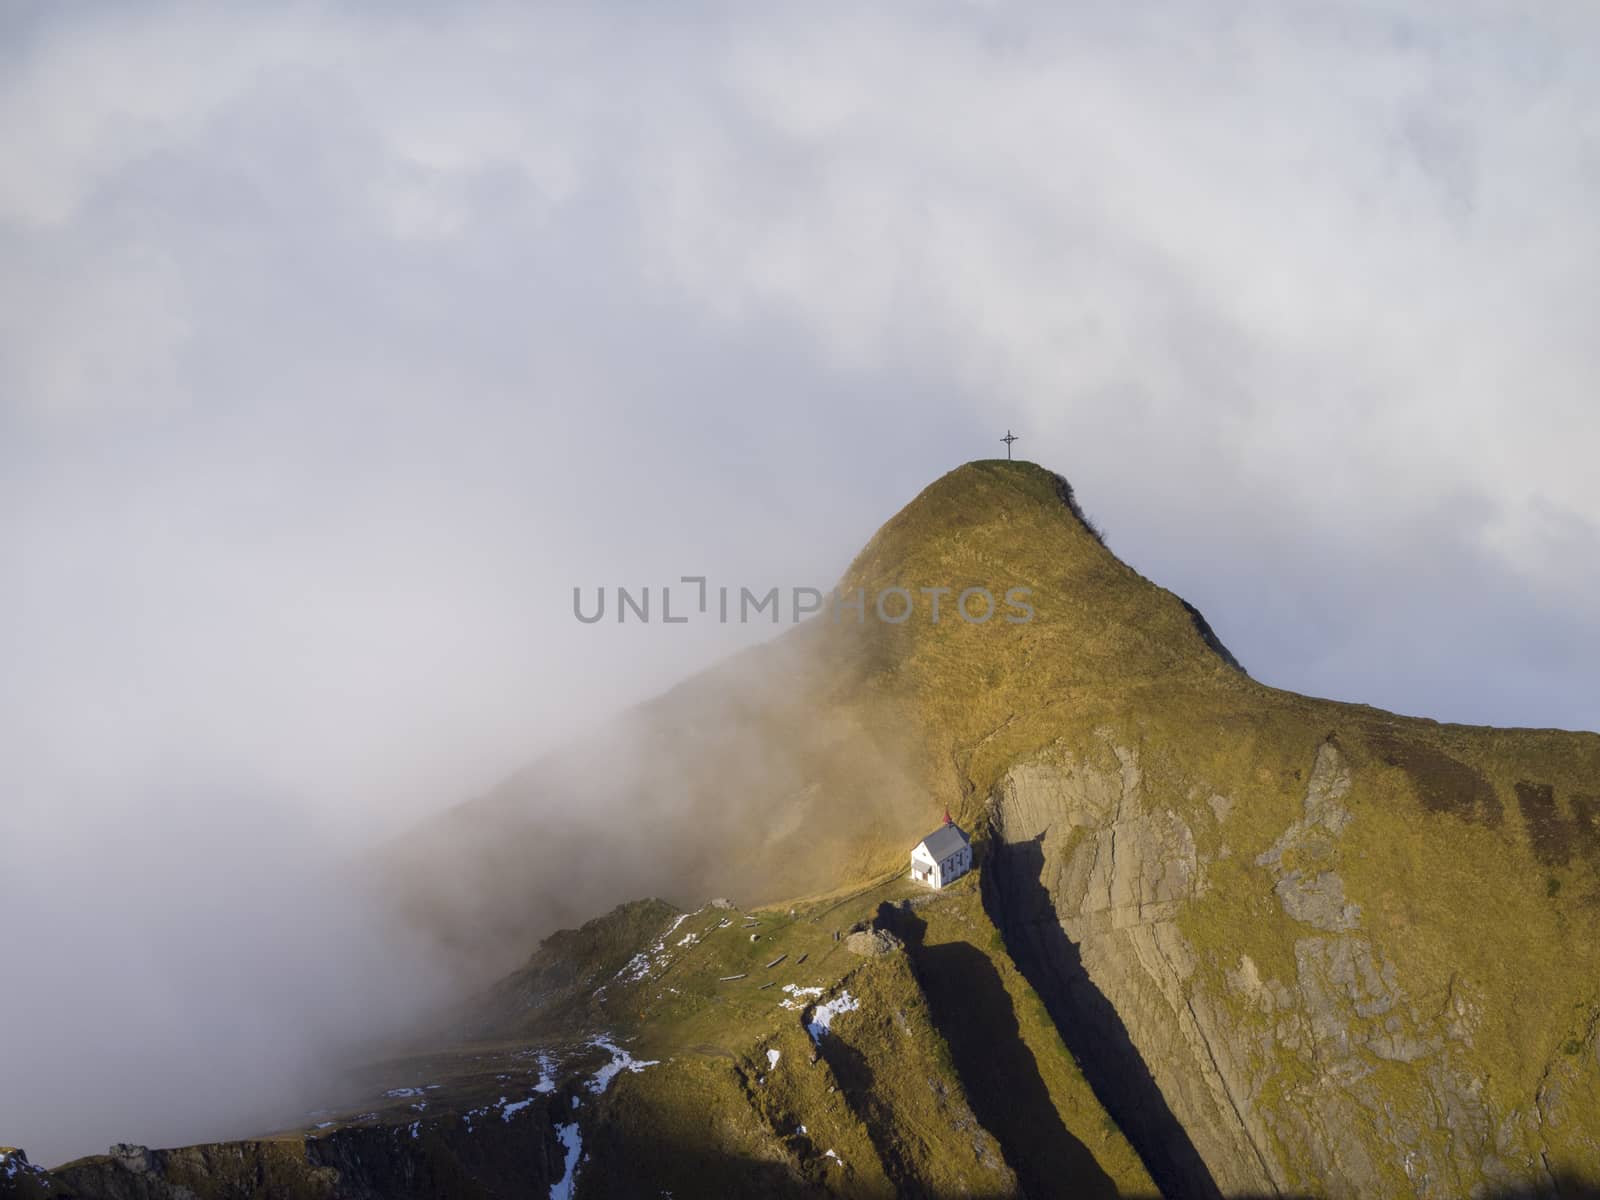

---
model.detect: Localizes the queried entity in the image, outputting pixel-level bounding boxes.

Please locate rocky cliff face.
[988,727,1600,1198]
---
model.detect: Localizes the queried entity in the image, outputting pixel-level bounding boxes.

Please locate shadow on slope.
[818,1038,928,1198]
[875,902,1122,1199]
[982,832,1222,1200]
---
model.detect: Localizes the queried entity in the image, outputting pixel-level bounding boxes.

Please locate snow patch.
[2,1150,52,1187]
[615,908,705,986]
[766,1048,781,1069]
[588,1036,661,1093]
[779,983,825,1011]
[660,911,693,942]
[534,1052,558,1093]
[549,1122,583,1200]
[805,992,859,1044]
[615,953,651,983]
[499,1095,536,1121]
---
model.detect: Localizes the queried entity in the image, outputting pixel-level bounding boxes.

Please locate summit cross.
[1001,429,1019,460]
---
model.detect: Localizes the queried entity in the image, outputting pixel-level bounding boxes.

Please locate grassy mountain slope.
[12,460,1599,1198]
[377,461,1240,979]
[378,459,1600,1196]
[18,877,1153,1198]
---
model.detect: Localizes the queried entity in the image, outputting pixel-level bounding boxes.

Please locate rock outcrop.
[988,743,1258,1198]
[1,1149,55,1200]
[988,732,1600,1198]
[844,927,903,956]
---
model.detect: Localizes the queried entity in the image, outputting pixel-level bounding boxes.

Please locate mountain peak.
[834,458,1241,694]
[842,459,1107,593]
[330,459,1600,1200]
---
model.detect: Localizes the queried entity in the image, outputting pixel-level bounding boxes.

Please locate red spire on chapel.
[943,806,953,826]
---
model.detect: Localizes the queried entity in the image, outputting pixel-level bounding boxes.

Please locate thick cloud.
[2,0,1597,1164]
